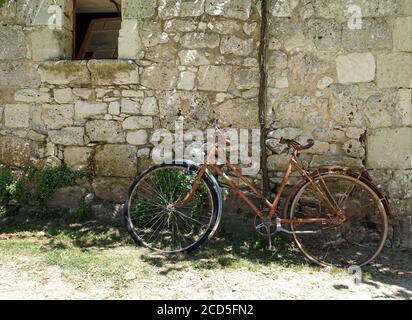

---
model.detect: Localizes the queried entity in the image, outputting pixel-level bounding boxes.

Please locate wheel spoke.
[126,165,216,253]
[290,174,387,267]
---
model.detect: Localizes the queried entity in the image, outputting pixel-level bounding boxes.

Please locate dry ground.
[0,210,411,300]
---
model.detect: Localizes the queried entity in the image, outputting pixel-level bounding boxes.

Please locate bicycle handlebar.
[210,119,314,152]
[279,137,315,151]
[210,118,233,130]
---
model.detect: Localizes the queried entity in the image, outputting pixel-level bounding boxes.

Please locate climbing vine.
[258,0,269,197]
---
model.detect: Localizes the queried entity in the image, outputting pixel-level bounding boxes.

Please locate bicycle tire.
[124,161,222,254]
[288,173,388,267]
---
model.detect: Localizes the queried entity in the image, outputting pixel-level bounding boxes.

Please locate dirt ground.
[1,252,411,300]
[0,213,411,300]
[0,244,411,300]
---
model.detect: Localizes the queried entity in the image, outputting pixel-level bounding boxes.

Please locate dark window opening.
[74,0,121,60]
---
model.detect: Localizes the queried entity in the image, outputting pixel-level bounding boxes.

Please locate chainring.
[254,215,278,237]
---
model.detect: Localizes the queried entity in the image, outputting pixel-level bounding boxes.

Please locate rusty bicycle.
[124,119,389,267]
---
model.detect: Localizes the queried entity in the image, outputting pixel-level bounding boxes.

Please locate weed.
[0,165,82,209]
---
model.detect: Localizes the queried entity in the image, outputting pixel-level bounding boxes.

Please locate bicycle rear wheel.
[124,163,220,254]
[289,174,388,267]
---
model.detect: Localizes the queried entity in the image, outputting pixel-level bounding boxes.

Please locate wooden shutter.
[77,17,121,59]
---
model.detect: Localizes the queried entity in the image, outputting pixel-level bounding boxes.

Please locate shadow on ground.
[364,248,412,299]
[0,208,129,249]
[0,208,411,299]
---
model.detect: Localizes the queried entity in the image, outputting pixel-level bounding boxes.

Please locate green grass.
[0,239,43,255]
[0,209,138,289]
[0,208,328,291]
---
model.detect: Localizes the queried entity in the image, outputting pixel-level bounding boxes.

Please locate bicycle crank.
[254,215,277,236]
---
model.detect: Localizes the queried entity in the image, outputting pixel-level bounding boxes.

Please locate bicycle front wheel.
[124,163,220,254]
[289,174,388,267]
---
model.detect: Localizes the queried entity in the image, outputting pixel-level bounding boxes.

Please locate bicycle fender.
[172,160,223,236]
[282,166,391,219]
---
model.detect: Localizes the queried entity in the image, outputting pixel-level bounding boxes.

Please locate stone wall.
[0,0,411,247]
[264,0,412,248]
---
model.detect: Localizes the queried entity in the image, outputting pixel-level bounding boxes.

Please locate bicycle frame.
[174,137,336,227]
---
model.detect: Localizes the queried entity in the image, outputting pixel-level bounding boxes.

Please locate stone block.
[123,116,154,130]
[118,19,142,60]
[367,128,412,169]
[271,0,300,17]
[336,53,375,84]
[234,68,260,89]
[49,127,84,146]
[141,65,179,90]
[213,99,259,128]
[121,98,141,115]
[95,144,137,177]
[399,216,412,250]
[46,186,86,209]
[157,91,211,126]
[30,28,72,61]
[126,130,148,146]
[312,128,345,141]
[178,71,196,91]
[268,154,291,171]
[0,25,26,59]
[388,170,412,199]
[86,120,125,143]
[0,62,40,87]
[42,104,74,130]
[92,177,132,203]
[310,155,363,168]
[72,88,95,100]
[394,17,412,52]
[38,61,90,85]
[123,0,157,18]
[221,36,254,56]
[64,147,93,171]
[377,53,412,88]
[304,19,341,51]
[206,0,252,20]
[198,66,232,92]
[399,0,412,15]
[180,32,220,49]
[158,0,205,19]
[207,20,242,34]
[109,102,121,116]
[75,101,107,119]
[267,68,289,88]
[0,1,16,24]
[396,89,412,126]
[15,89,52,103]
[342,19,392,51]
[88,60,140,86]
[179,50,210,66]
[27,0,73,30]
[142,31,169,47]
[342,139,365,159]
[165,19,198,32]
[141,97,159,116]
[4,104,30,128]
[267,50,288,68]
[0,136,30,168]
[53,88,73,104]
